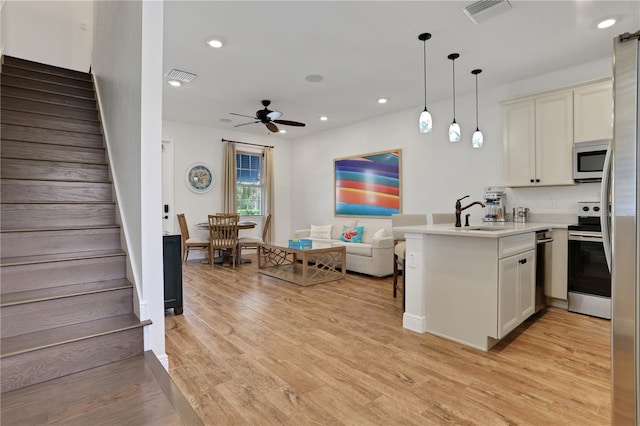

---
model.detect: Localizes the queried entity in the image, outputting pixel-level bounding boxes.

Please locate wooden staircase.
[0,56,150,393]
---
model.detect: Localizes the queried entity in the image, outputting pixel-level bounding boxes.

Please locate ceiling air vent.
[462,0,512,24]
[165,68,197,83]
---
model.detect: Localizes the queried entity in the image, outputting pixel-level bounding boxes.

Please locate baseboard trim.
[403,312,427,333]
[144,351,202,426]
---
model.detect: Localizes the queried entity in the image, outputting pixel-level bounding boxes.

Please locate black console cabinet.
[163,234,183,315]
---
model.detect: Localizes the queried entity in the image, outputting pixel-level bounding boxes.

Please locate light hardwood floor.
[166,255,611,425]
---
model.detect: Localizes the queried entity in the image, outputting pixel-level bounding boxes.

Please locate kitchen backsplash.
[506,181,601,216]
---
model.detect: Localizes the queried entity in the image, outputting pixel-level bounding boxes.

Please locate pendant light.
[471,68,484,148]
[418,33,432,133]
[448,53,461,142]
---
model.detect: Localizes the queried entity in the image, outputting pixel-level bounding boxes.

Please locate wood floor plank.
[166,256,612,425]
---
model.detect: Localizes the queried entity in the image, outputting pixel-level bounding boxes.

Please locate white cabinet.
[503,91,574,187]
[574,81,613,143]
[498,250,536,338]
[503,100,535,187]
[544,228,568,301]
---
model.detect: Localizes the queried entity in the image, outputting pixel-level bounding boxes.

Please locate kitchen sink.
[451,226,508,232]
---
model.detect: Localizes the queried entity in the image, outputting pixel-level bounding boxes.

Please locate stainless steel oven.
[567,201,611,319]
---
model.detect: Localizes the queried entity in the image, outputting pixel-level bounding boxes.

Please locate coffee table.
[257,241,346,286]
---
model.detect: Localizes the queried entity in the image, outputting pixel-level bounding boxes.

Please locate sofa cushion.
[357,220,392,243]
[339,225,364,243]
[309,224,332,239]
[325,219,356,240]
[336,241,373,257]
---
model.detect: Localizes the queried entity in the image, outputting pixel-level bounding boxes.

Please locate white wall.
[1,0,92,71]
[92,1,167,366]
[162,121,292,244]
[289,57,612,231]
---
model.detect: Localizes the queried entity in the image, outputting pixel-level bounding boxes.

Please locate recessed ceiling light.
[597,18,616,29]
[168,80,181,87]
[378,98,388,104]
[305,74,324,83]
[279,129,287,134]
[207,38,224,48]
[320,116,328,121]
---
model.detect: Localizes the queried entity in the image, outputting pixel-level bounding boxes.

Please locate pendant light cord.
[475,73,479,130]
[452,59,456,120]
[423,40,427,109]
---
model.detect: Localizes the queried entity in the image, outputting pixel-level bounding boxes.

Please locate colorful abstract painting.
[334,150,401,216]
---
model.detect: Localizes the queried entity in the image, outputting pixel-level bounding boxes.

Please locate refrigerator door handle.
[600,142,612,272]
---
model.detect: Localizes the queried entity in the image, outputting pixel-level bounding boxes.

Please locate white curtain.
[264,147,274,242]
[222,142,237,213]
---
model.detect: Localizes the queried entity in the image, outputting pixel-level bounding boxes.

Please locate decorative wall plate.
[186,163,214,193]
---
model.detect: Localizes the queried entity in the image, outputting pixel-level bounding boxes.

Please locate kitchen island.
[395,222,554,351]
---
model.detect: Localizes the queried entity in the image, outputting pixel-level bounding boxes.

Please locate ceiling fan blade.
[234,121,259,128]
[267,111,282,120]
[266,122,279,133]
[273,119,306,127]
[230,112,258,119]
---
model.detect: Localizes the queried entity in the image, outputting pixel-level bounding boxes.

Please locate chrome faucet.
[455,195,486,227]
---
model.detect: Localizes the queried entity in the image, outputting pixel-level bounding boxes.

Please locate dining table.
[195,220,257,264]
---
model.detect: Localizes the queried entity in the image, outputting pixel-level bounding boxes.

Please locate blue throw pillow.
[340,225,364,243]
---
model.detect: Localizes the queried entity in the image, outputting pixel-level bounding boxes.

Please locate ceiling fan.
[231,100,305,133]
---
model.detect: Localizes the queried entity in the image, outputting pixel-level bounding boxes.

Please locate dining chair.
[432,212,456,224]
[391,213,428,309]
[208,213,240,268]
[238,214,272,254]
[177,213,211,264]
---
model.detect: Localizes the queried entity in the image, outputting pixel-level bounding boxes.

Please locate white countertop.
[396,222,568,238]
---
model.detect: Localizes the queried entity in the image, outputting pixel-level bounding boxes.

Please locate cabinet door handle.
[535,179,540,183]
[519,258,527,264]
[530,179,534,183]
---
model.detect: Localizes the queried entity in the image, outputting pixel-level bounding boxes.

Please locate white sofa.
[293,218,394,277]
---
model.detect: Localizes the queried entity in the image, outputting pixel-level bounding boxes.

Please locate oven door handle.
[569,233,603,242]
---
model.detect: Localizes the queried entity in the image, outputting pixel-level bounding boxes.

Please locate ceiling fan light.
[449,121,461,142]
[419,108,432,133]
[472,129,484,148]
[267,111,282,120]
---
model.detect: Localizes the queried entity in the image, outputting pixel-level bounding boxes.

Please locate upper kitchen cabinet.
[503,91,574,187]
[573,81,613,143]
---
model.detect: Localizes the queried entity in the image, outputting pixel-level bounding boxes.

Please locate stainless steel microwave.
[573,140,610,182]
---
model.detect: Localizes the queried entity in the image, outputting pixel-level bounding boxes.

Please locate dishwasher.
[535,230,554,313]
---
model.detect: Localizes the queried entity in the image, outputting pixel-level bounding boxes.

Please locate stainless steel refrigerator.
[603,30,640,424]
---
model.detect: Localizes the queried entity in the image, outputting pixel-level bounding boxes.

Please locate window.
[236,152,263,216]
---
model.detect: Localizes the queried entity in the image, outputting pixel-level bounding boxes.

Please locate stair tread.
[0,313,151,358]
[1,157,107,168]
[0,225,120,233]
[1,278,133,307]
[1,96,99,123]
[0,249,126,267]
[2,56,92,81]
[1,74,95,99]
[1,109,102,135]
[1,200,115,205]
[1,124,104,148]
[1,85,97,111]
[2,65,94,90]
